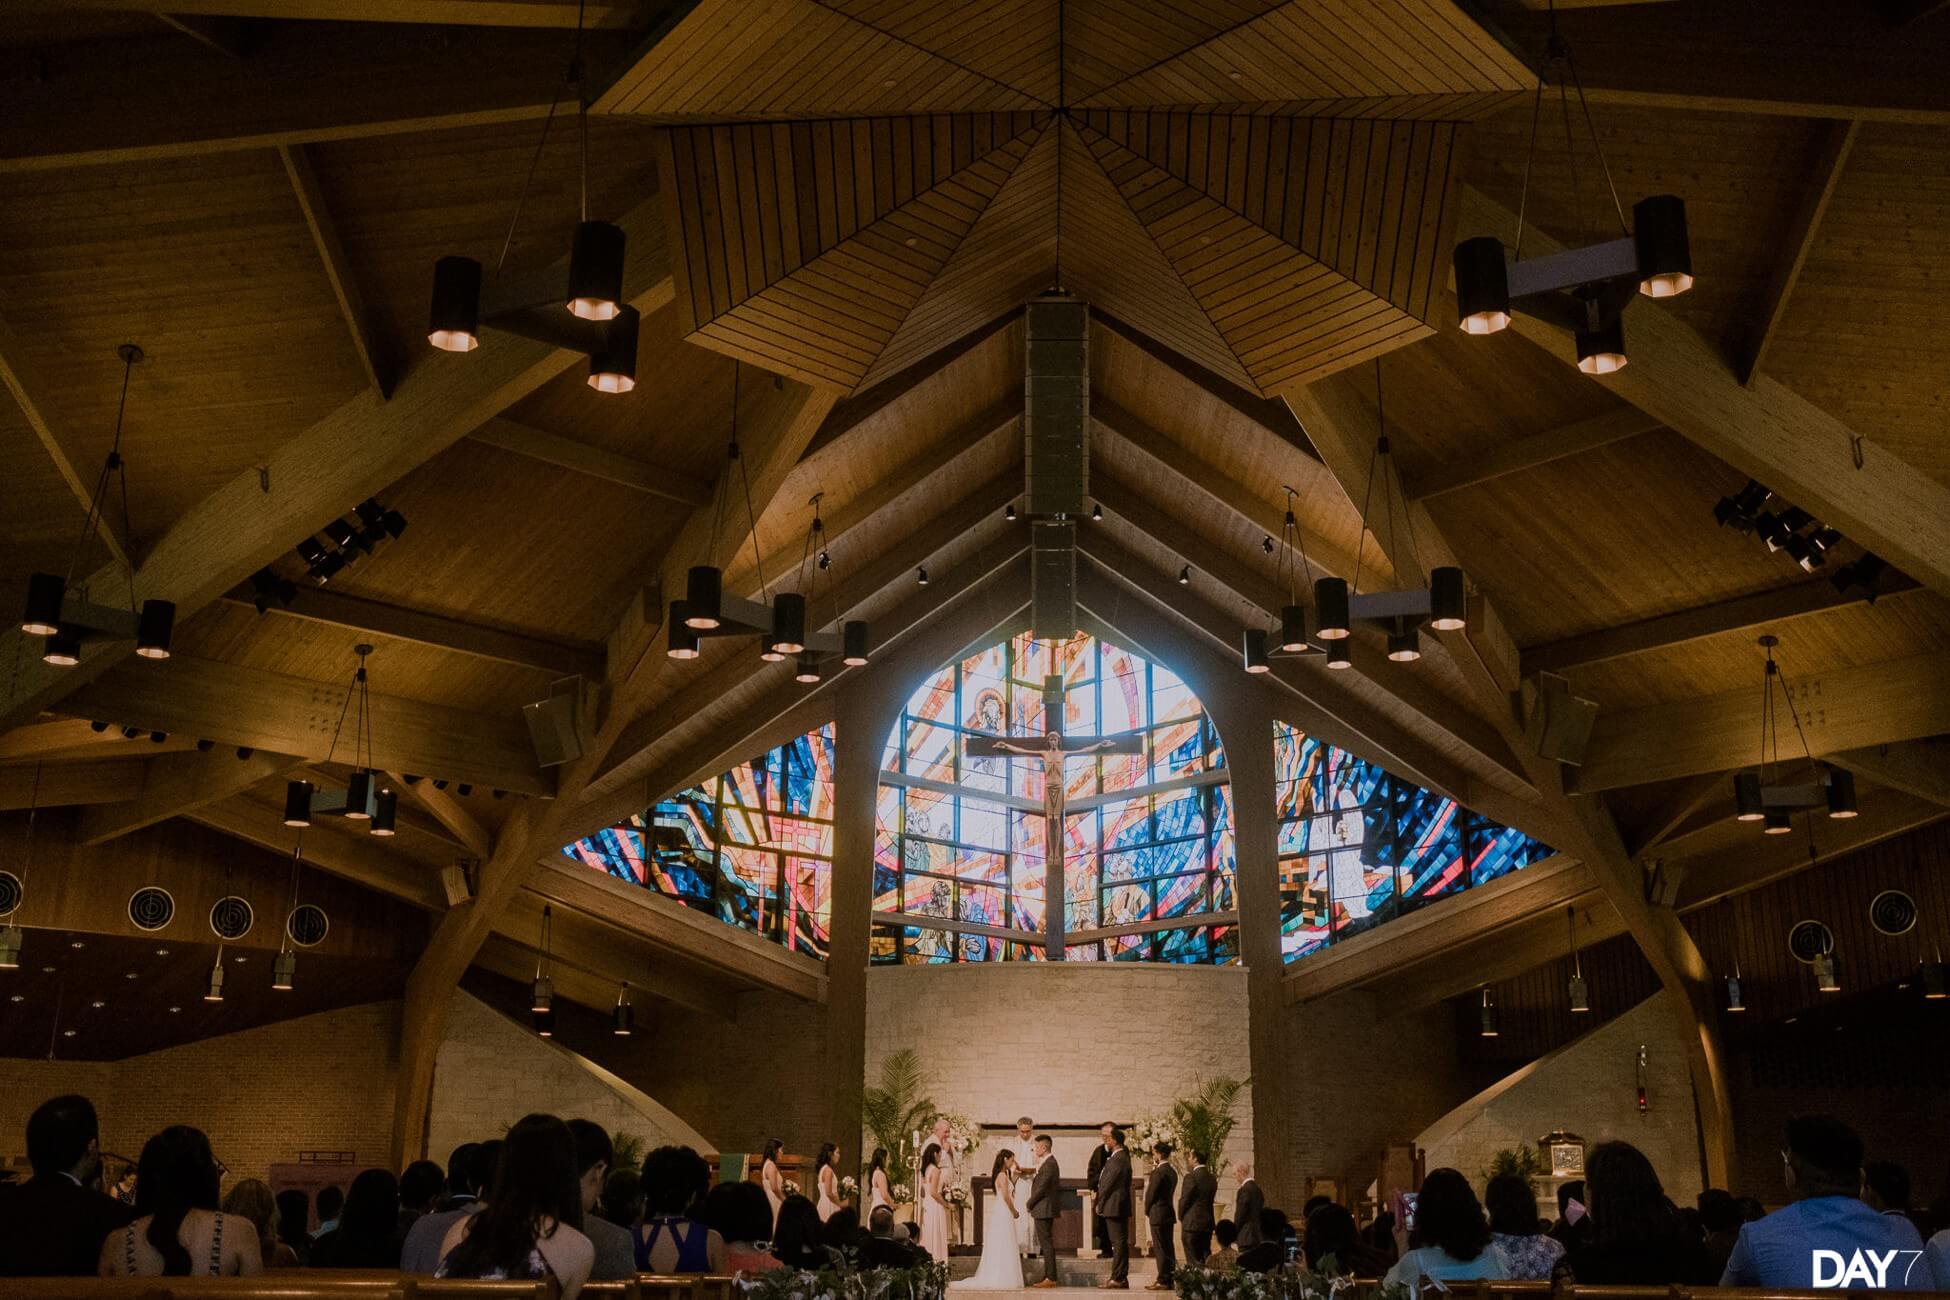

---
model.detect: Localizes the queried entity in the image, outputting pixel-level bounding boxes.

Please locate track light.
[612,984,634,1036]
[1177,566,1191,586]
[1386,622,1421,663]
[794,652,822,684]
[370,788,398,836]
[283,780,313,828]
[1575,317,1627,376]
[917,567,929,586]
[196,739,213,752]
[842,620,870,666]
[22,573,64,636]
[271,949,296,991]
[90,721,109,732]
[42,629,81,667]
[345,770,373,820]
[533,1007,555,1038]
[1633,195,1693,298]
[1479,989,1498,1038]
[0,924,21,970]
[769,592,807,655]
[587,305,639,393]
[1242,628,1270,674]
[433,779,449,790]
[566,220,627,320]
[236,747,253,760]
[1429,567,1466,631]
[456,784,471,797]
[121,726,142,740]
[1313,578,1350,640]
[1453,236,1511,335]
[428,256,482,352]
[204,953,226,1003]
[684,567,723,629]
[149,731,167,744]
[1325,640,1352,671]
[1832,554,1887,601]
[1277,605,1308,654]
[1713,480,1772,531]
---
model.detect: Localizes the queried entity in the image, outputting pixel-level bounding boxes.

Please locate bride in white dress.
[952,1150,1024,1290]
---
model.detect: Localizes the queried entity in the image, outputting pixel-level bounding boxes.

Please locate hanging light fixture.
[586,305,639,392]
[531,905,555,1013]
[20,345,176,666]
[273,836,306,991]
[1242,628,1271,674]
[1921,951,1948,1001]
[427,256,482,352]
[370,788,398,836]
[1449,16,1691,374]
[271,948,297,991]
[283,780,313,828]
[566,221,626,322]
[1724,969,1745,1013]
[0,764,45,971]
[204,948,226,1003]
[1242,488,1329,676]
[1478,987,1499,1038]
[1566,907,1589,1013]
[1813,948,1840,994]
[612,983,635,1036]
[666,603,701,659]
[1730,636,1855,838]
[0,924,20,970]
[534,1007,556,1038]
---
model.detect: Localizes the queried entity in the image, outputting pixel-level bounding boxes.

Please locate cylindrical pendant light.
[533,1007,555,1038]
[272,948,296,991]
[1825,768,1857,819]
[1813,951,1840,993]
[1278,605,1308,653]
[1633,195,1693,299]
[370,788,398,837]
[41,628,81,667]
[566,220,626,320]
[1242,628,1270,674]
[1575,318,1628,376]
[794,652,822,685]
[23,573,65,636]
[666,603,700,659]
[1453,236,1511,335]
[282,780,313,829]
[0,924,22,970]
[428,256,483,352]
[1314,577,1350,640]
[1478,988,1499,1037]
[134,599,175,659]
[344,770,373,820]
[1725,973,1745,1012]
[1733,772,1764,822]
[587,305,640,394]
[770,592,807,655]
[1386,623,1420,663]
[1762,809,1792,835]
[1325,640,1352,671]
[530,973,553,1014]
[1921,960,1948,1001]
[842,620,870,666]
[204,953,226,1003]
[684,567,723,629]
[612,984,634,1036]
[1568,973,1589,1014]
[1428,567,1466,632]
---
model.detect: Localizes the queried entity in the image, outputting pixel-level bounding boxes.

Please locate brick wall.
[0,1000,400,1182]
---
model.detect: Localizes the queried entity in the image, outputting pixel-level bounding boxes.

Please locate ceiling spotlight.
[1090,504,1102,522]
[121,726,142,740]
[1262,536,1275,555]
[432,779,449,791]
[236,747,253,760]
[149,731,167,744]
[587,305,640,393]
[1177,566,1191,586]
[456,784,471,797]
[89,720,109,732]
[1004,503,1017,521]
[817,550,830,570]
[1713,480,1772,531]
[195,739,214,752]
[917,567,929,586]
[1831,554,1887,602]
[322,519,358,553]
[566,220,627,321]
[428,255,482,352]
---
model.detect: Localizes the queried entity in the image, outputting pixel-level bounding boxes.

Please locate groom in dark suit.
[1025,1135,1062,1288]
[1096,1128,1133,1289]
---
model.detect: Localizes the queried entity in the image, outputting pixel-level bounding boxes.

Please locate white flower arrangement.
[1126,1113,1183,1160]
[840,1175,859,1197]
[938,1114,981,1159]
[889,1183,913,1204]
[945,1184,969,1206]
[783,1179,804,1198]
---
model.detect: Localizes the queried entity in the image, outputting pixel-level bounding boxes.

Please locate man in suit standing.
[1097,1128,1133,1289]
[1144,1143,1179,1290]
[0,1095,138,1276]
[1232,1161,1265,1251]
[1026,1134,1062,1289]
[1087,1122,1115,1258]
[1177,1150,1217,1269]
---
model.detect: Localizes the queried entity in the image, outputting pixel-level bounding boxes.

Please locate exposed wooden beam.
[1826,741,1950,807]
[0,26,631,172]
[1522,575,1923,676]
[391,772,493,860]
[1626,771,1729,858]
[0,720,140,763]
[801,312,1019,460]
[0,194,668,735]
[1739,120,1859,386]
[0,312,131,568]
[1574,649,1950,793]
[1457,184,1950,600]
[278,143,394,397]
[468,417,712,507]
[1361,896,1621,1017]
[499,892,748,1020]
[1405,406,1662,501]
[1674,787,1949,910]
[10,0,637,29]
[151,13,258,58]
[0,760,145,810]
[190,792,448,911]
[60,655,554,797]
[219,584,604,679]
[75,747,303,845]
[1092,313,1316,454]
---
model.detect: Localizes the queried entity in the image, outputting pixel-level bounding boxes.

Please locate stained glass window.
[1274,720,1553,962]
[562,723,835,960]
[875,632,1237,964]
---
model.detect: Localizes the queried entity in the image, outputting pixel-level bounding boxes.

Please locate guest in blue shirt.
[1722,1116,1929,1290]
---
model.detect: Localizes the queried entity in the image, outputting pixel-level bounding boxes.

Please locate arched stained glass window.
[562,723,835,959]
[1275,720,1552,962]
[875,632,1238,964]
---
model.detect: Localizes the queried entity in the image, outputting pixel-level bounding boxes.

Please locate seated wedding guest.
[223,1179,299,1268]
[600,1167,643,1228]
[1235,1209,1292,1273]
[402,1138,500,1273]
[99,1125,261,1277]
[1723,1116,1926,1289]
[702,1179,782,1274]
[774,1194,829,1268]
[0,1094,138,1275]
[1382,1168,1507,1291]
[1927,1225,1950,1291]
[1547,1179,1593,1250]
[1484,1173,1563,1280]
[1205,1218,1240,1269]
[1302,1195,1334,1222]
[821,1206,867,1264]
[1304,1202,1393,1278]
[309,1168,401,1269]
[635,1145,726,1274]
[1558,1142,1715,1286]
[1698,1190,1743,1277]
[1867,1161,1931,1238]
[315,1184,344,1237]
[1362,1209,1399,1266]
[568,1120,636,1281]
[864,1207,928,1268]
[399,1159,445,1231]
[275,1189,312,1266]
[436,1114,592,1298]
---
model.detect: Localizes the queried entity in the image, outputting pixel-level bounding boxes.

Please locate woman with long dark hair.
[701,1179,781,1274]
[1484,1173,1562,1280]
[221,1179,298,1269]
[435,1113,593,1298]
[309,1167,401,1268]
[917,1143,949,1263]
[814,1143,843,1222]
[868,1148,893,1215]
[1382,1168,1507,1290]
[760,1139,786,1233]
[99,1126,260,1276]
[773,1194,828,1268]
[274,1188,312,1266]
[1558,1142,1716,1285]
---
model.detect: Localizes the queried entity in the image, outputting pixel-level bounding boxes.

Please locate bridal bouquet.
[945,1185,969,1206]
[841,1175,860,1198]
[889,1183,913,1204]
[784,1179,804,1198]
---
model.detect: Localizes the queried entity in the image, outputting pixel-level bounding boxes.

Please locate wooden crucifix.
[963,672,1143,958]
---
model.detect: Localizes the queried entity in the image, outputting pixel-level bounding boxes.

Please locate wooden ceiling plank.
[59,654,554,797]
[0,760,146,810]
[1406,405,1662,501]
[1456,184,1950,599]
[802,311,1019,458]
[1573,649,1950,793]
[189,793,448,911]
[0,311,132,569]
[278,143,395,398]
[11,0,637,27]
[0,193,668,736]
[391,771,494,860]
[1739,120,1860,386]
[468,417,713,507]
[1673,788,1949,911]
[74,747,304,845]
[1826,741,1950,808]
[1092,314,1319,452]
[0,720,139,763]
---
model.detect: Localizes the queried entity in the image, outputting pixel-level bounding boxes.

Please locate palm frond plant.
[861,1047,938,1172]
[1169,1076,1249,1172]
[1484,1146,1547,1185]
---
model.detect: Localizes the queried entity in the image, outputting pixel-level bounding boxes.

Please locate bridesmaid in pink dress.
[918,1145,949,1263]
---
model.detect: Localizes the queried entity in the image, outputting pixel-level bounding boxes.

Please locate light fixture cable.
[63,348,140,600]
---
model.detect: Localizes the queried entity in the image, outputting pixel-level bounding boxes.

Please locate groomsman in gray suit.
[1097,1128,1133,1289]
[1026,1135,1062,1289]
[1177,1150,1217,1267]
[1143,1143,1178,1290]
[1232,1162,1265,1249]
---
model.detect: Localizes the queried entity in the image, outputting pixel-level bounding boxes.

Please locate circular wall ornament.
[1788,918,1834,964]
[286,903,329,948]
[127,886,176,932]
[209,896,254,941]
[1869,890,1918,936]
[0,870,21,918]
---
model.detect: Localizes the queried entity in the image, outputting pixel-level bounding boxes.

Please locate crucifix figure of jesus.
[963,672,1143,959]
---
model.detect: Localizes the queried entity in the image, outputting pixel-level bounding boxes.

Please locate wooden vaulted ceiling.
[0,0,1947,1054]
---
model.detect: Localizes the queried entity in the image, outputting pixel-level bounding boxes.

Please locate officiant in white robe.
[1004,1118,1040,1254]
